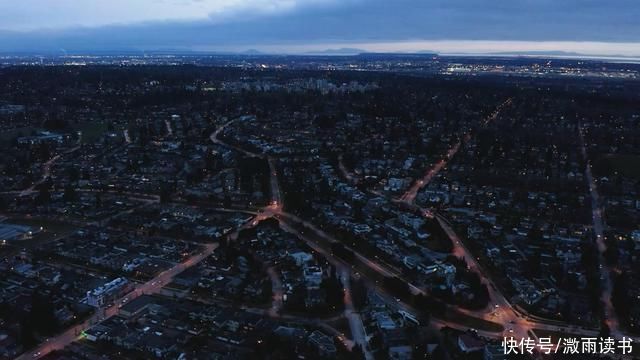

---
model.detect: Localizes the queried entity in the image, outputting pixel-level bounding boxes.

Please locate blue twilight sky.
[0,0,639,56]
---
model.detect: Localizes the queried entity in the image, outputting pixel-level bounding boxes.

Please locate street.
[18,242,221,360]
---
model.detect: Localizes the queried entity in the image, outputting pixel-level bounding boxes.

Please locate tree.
[351,277,368,310]
[238,227,257,241]
[599,320,611,338]
[611,272,630,324]
[413,293,440,319]
[604,238,619,266]
[322,269,344,311]
[349,344,366,360]
[35,187,51,205]
[525,248,542,276]
[19,316,37,349]
[159,182,173,203]
[66,166,80,183]
[383,277,410,299]
[30,289,59,335]
[258,217,280,229]
[262,280,274,303]
[419,219,453,253]
[62,184,78,202]
[216,186,228,204]
[285,284,308,312]
[331,242,355,262]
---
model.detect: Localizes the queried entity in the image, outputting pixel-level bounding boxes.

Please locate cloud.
[0,0,347,31]
[0,0,638,53]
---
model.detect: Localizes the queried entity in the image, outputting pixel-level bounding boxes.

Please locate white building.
[303,265,323,289]
[289,251,313,266]
[87,277,129,307]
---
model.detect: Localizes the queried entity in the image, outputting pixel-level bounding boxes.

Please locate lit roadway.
[389,100,639,343]
[82,109,625,355]
[273,210,558,342]
[337,154,360,185]
[276,211,425,295]
[397,98,512,204]
[123,129,131,144]
[21,106,635,358]
[18,163,265,360]
[268,157,282,205]
[274,172,638,345]
[164,119,174,137]
[210,118,237,148]
[210,116,282,207]
[579,126,621,336]
[211,119,370,354]
[339,269,373,360]
[399,143,461,203]
[260,153,374,353]
[18,242,220,360]
[435,214,533,340]
[266,266,284,317]
[392,99,526,330]
[275,212,519,349]
[210,117,262,159]
[20,145,81,197]
[276,218,373,357]
[222,117,284,234]
[242,306,353,349]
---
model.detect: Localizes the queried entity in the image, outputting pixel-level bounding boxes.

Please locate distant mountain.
[489,50,583,57]
[356,52,438,58]
[306,48,367,55]
[242,49,264,55]
[460,50,640,61]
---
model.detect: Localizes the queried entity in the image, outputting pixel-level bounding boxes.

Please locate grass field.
[73,121,121,144]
